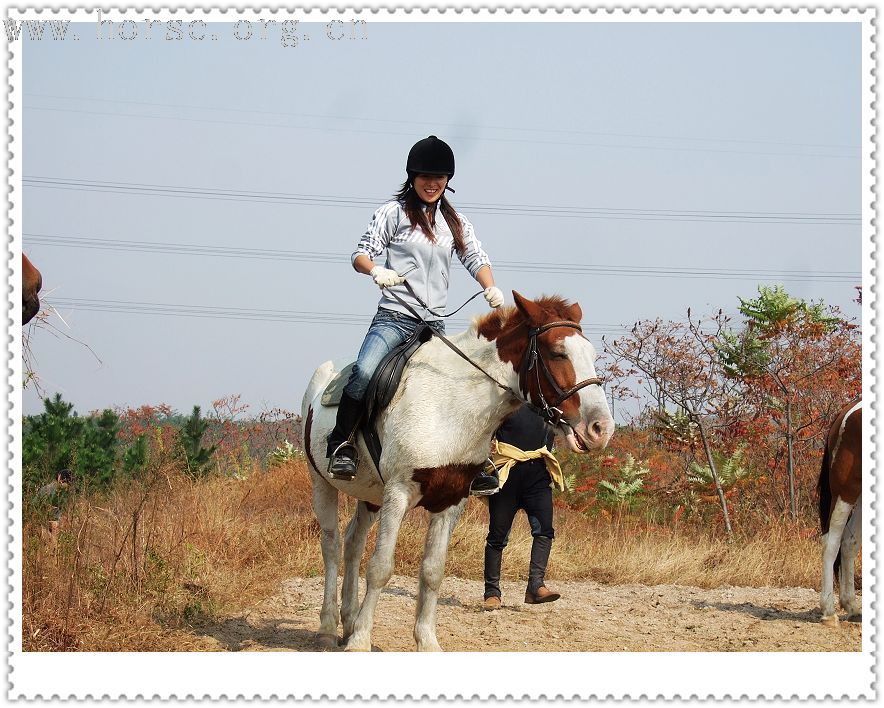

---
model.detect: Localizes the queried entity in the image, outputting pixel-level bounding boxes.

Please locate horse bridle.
[388,285,603,431]
[519,321,603,428]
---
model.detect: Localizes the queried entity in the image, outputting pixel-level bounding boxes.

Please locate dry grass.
[397,502,828,590]
[23,461,834,651]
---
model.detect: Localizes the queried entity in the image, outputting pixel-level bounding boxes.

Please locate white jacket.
[352,201,491,321]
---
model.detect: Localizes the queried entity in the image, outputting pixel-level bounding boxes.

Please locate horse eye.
[551,351,568,360]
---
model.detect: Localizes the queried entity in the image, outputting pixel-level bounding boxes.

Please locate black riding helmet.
[406,135,455,183]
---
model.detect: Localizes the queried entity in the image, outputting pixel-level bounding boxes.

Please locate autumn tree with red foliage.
[718,286,860,517]
[605,309,748,534]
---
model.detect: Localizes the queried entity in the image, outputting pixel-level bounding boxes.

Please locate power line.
[25,233,862,283]
[46,296,624,334]
[26,105,858,161]
[23,177,861,226]
[24,103,860,160]
[24,91,861,152]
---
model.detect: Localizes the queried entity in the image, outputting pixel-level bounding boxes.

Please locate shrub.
[23,393,120,492]
[597,454,649,510]
[268,440,304,467]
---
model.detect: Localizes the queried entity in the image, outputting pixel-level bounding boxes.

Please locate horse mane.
[472,295,579,340]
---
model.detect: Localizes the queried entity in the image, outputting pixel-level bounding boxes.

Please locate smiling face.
[412,173,448,204]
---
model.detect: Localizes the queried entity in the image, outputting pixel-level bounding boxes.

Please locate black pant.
[484,463,555,599]
[486,462,555,550]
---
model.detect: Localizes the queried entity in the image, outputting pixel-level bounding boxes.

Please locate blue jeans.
[343,308,445,401]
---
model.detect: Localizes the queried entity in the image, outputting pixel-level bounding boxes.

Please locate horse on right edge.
[817,398,862,626]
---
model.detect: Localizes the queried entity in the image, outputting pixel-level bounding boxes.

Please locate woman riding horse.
[303,292,615,650]
[326,135,503,495]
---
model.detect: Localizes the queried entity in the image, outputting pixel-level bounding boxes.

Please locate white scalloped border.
[4,4,876,701]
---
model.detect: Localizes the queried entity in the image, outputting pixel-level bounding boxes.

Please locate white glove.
[484,286,504,308]
[370,265,406,289]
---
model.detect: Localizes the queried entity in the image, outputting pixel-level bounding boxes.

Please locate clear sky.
[20,18,863,419]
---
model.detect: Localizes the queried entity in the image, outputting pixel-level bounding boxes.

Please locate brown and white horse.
[817,398,862,626]
[301,292,614,651]
[22,253,42,325]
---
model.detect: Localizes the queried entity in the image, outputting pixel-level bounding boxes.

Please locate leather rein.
[388,283,603,431]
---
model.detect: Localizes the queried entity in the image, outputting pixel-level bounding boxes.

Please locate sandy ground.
[192,575,861,652]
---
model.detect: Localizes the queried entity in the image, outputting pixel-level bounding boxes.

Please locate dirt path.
[192,575,861,652]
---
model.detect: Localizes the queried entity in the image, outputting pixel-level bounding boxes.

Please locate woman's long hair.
[395,181,466,255]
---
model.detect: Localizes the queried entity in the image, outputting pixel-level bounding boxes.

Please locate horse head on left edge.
[22,253,42,325]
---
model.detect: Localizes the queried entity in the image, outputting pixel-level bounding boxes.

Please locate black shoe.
[470,472,499,496]
[326,391,363,480]
[328,441,359,480]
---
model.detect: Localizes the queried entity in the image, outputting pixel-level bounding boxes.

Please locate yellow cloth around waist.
[486,441,564,492]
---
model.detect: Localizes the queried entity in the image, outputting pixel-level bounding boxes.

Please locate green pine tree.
[123,434,149,474]
[76,409,120,488]
[178,406,217,476]
[22,394,122,491]
[23,393,84,488]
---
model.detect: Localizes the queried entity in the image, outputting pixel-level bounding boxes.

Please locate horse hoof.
[847,613,862,623]
[317,634,339,650]
[821,615,839,627]
[416,642,443,652]
[345,645,371,652]
[344,637,372,652]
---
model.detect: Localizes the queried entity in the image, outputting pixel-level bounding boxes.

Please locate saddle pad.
[320,363,356,407]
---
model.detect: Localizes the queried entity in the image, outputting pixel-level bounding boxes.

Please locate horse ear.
[513,291,543,326]
[567,302,583,323]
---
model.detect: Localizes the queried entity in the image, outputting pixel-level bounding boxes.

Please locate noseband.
[519,321,604,428]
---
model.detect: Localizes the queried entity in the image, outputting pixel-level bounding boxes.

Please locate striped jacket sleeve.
[352,201,400,265]
[456,213,492,278]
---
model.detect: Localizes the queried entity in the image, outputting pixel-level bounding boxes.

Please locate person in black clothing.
[483,405,563,609]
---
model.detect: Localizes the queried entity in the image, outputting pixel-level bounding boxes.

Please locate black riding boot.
[470,470,500,496]
[326,392,363,480]
[525,535,560,603]
[483,544,503,600]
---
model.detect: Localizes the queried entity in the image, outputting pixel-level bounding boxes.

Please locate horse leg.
[839,496,861,620]
[821,497,853,626]
[341,501,379,642]
[312,478,341,648]
[414,500,465,652]
[345,485,411,652]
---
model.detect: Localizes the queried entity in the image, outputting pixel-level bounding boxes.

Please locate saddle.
[321,324,434,474]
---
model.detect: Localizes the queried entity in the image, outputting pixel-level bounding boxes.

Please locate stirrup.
[328,440,359,480]
[470,472,500,497]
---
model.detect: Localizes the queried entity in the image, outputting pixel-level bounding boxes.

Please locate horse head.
[478,290,615,452]
[22,253,42,325]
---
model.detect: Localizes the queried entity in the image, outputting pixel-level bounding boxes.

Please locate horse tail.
[301,361,339,477]
[817,437,842,576]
